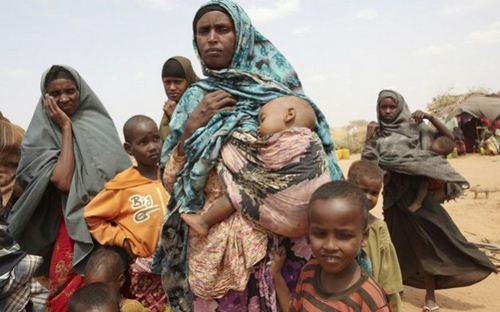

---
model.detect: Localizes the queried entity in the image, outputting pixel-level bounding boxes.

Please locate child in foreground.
[84,115,168,311]
[348,160,403,311]
[181,96,317,236]
[272,181,391,312]
[84,248,150,312]
[68,282,120,312]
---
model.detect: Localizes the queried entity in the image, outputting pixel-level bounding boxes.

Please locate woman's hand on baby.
[163,100,177,120]
[185,90,236,133]
[270,246,286,276]
[410,110,431,123]
[44,94,71,129]
[365,122,379,141]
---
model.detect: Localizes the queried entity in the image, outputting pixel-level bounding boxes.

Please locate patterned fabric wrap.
[130,256,168,312]
[218,128,331,237]
[362,89,469,200]
[48,217,84,311]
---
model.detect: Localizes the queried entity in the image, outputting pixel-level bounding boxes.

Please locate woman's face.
[196,11,236,70]
[378,97,398,123]
[46,78,80,116]
[162,77,188,102]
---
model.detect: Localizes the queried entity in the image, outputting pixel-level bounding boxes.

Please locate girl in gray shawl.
[8,65,131,311]
[362,90,497,312]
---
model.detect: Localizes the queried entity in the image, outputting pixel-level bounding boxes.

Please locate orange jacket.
[84,166,168,257]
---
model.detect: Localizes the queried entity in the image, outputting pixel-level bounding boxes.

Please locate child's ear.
[124,142,132,155]
[284,107,296,123]
[361,227,370,248]
[118,273,126,288]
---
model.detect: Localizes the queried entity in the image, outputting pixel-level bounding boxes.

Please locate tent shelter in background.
[442,94,500,153]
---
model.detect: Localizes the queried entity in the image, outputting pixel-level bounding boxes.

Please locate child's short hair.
[68,282,120,312]
[85,247,126,280]
[309,181,370,230]
[347,160,383,185]
[432,136,455,155]
[123,114,157,143]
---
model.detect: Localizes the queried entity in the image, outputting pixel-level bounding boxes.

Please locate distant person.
[348,160,403,311]
[68,282,120,312]
[363,89,497,312]
[271,181,391,312]
[159,57,199,142]
[452,126,466,155]
[8,65,131,311]
[84,115,168,311]
[0,112,25,216]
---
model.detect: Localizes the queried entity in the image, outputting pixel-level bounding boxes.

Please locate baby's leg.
[181,195,235,236]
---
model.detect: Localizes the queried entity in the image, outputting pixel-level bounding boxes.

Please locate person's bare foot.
[181,213,210,236]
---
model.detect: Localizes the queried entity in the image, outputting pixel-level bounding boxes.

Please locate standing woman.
[155,0,342,311]
[362,90,497,312]
[158,56,199,142]
[8,65,131,311]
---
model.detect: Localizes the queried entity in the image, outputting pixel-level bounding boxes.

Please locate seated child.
[271,181,391,312]
[68,282,120,312]
[181,95,317,236]
[84,115,169,311]
[84,248,150,312]
[410,135,455,210]
[348,160,403,312]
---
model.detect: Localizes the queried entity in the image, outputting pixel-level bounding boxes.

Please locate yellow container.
[336,150,342,160]
[341,149,350,159]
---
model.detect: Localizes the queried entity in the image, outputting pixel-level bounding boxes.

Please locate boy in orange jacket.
[84,115,169,311]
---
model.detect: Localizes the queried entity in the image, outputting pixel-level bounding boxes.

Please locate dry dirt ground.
[337,154,500,312]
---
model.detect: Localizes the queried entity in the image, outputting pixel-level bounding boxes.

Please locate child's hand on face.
[270,245,286,276]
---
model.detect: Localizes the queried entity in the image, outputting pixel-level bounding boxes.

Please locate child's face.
[354,176,382,210]
[125,121,162,167]
[309,197,368,277]
[257,101,288,137]
[378,97,398,123]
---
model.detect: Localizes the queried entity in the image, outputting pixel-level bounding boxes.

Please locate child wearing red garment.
[271,181,391,312]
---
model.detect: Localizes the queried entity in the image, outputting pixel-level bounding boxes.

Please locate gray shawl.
[362,90,469,200]
[8,65,131,274]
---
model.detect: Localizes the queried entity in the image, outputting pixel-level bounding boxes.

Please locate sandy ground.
[337,154,500,312]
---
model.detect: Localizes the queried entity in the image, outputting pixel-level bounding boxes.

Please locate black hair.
[347,160,383,186]
[162,58,186,79]
[68,282,120,312]
[44,65,78,90]
[192,4,231,34]
[309,181,370,230]
[123,115,157,143]
[84,247,126,282]
[432,136,455,155]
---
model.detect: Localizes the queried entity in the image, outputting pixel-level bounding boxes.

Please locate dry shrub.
[330,120,368,154]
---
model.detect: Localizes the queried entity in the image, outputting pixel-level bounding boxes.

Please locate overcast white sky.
[1,0,500,137]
